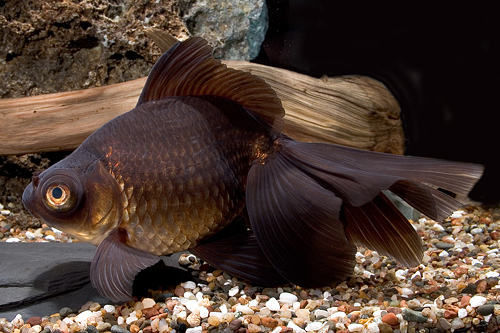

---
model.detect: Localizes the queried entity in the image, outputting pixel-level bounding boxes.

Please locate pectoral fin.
[90,229,160,302]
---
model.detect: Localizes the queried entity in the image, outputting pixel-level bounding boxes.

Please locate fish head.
[22,158,122,245]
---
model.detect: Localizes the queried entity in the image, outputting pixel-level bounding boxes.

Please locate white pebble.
[486,271,500,278]
[186,326,203,333]
[51,227,63,235]
[287,321,306,333]
[330,311,347,318]
[347,323,364,332]
[450,211,464,218]
[458,308,468,318]
[75,310,93,325]
[314,310,330,318]
[280,292,298,304]
[471,259,483,267]
[25,231,35,239]
[31,325,42,333]
[117,316,124,325]
[373,310,387,318]
[271,327,282,333]
[45,235,56,241]
[432,223,445,231]
[305,321,323,332]
[186,328,202,333]
[209,312,224,318]
[367,322,380,333]
[142,298,156,309]
[1,210,11,215]
[103,305,116,314]
[266,298,280,311]
[198,306,209,318]
[235,305,254,315]
[181,281,197,289]
[184,299,199,312]
[219,304,228,314]
[471,227,483,235]
[159,319,169,333]
[439,251,450,258]
[228,286,239,297]
[469,295,487,307]
[401,288,414,296]
[126,312,138,325]
[5,238,20,243]
[11,314,23,327]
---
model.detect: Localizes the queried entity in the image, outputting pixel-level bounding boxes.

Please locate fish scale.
[94,96,272,255]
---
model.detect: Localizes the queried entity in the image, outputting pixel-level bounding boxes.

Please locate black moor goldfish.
[22,37,483,302]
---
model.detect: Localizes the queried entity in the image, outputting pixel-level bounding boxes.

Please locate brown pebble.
[174,285,185,297]
[444,309,458,319]
[386,307,402,315]
[261,317,278,328]
[382,313,398,326]
[490,231,500,240]
[143,326,153,333]
[129,324,140,333]
[142,308,159,319]
[299,300,308,309]
[251,315,260,325]
[454,266,468,276]
[280,327,294,333]
[378,322,394,333]
[247,323,261,333]
[476,279,488,293]
[228,319,242,330]
[460,295,471,307]
[26,317,42,326]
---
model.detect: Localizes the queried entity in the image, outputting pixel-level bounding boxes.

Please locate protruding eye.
[42,178,81,213]
[46,183,70,206]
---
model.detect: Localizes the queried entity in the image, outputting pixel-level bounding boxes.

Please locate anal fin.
[90,229,161,302]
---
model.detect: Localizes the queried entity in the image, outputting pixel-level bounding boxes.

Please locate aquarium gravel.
[1,204,500,333]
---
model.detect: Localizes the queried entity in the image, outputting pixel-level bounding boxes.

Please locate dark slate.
[0,242,190,321]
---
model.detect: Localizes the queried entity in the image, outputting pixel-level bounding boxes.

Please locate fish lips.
[22,182,43,219]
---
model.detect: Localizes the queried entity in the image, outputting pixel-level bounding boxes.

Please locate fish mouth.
[22,182,42,219]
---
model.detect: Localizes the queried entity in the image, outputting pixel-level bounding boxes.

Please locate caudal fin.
[246,136,483,286]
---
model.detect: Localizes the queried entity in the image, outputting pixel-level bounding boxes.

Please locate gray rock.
[179,0,268,60]
[111,325,130,333]
[477,304,495,316]
[435,242,454,250]
[402,308,428,323]
[0,242,188,320]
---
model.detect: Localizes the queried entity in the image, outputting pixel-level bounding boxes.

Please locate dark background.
[255,2,499,204]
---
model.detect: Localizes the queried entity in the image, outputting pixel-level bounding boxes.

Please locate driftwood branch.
[0,61,404,156]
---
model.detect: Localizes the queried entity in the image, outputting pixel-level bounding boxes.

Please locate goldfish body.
[23,37,483,301]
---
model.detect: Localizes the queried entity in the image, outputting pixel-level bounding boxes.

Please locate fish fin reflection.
[191,216,287,286]
[90,229,160,302]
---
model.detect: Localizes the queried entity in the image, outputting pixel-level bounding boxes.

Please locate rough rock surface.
[179,0,268,60]
[0,0,267,99]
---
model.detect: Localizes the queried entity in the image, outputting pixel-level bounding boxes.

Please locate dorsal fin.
[137,37,285,132]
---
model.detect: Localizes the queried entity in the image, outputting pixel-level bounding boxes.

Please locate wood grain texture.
[0,62,404,156]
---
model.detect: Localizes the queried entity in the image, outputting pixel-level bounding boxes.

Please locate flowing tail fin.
[246,136,483,287]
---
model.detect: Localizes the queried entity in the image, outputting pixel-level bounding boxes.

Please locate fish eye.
[41,175,82,213]
[46,183,70,206]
